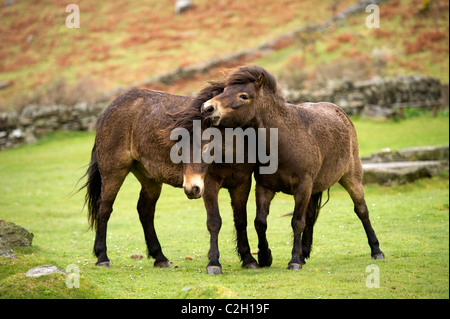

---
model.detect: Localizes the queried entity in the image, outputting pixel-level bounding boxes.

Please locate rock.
[26,265,67,277]
[361,145,449,164]
[174,0,192,14]
[397,146,449,162]
[0,80,13,89]
[9,128,22,139]
[0,220,34,246]
[362,161,448,185]
[0,111,19,129]
[335,92,366,115]
[0,237,16,258]
[361,145,449,185]
[361,104,396,118]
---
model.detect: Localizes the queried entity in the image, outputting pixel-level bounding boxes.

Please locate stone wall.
[0,74,446,150]
[0,102,107,149]
[285,75,443,115]
[361,145,449,185]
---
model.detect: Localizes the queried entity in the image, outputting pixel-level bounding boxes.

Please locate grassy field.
[0,112,448,299]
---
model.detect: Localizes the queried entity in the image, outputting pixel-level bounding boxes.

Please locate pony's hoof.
[258,251,273,267]
[96,261,111,268]
[243,262,260,269]
[287,263,302,270]
[206,266,222,275]
[154,260,171,268]
[372,252,385,260]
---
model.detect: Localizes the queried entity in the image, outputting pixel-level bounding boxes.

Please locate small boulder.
[0,220,34,246]
[0,237,16,258]
[175,0,192,14]
[362,161,448,185]
[26,265,67,277]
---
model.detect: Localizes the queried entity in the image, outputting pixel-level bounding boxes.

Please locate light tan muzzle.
[201,99,222,126]
[183,173,205,199]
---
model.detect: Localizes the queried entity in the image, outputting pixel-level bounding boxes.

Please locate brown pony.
[81,87,258,274]
[194,65,384,270]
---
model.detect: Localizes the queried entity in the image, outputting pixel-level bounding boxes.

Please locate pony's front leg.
[136,182,170,268]
[254,183,275,267]
[229,177,259,269]
[202,179,222,274]
[288,178,313,270]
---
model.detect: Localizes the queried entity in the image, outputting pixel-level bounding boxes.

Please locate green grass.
[0,113,448,299]
[352,111,449,156]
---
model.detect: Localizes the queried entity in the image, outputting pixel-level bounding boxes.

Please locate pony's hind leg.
[94,171,128,267]
[136,180,170,267]
[339,174,384,259]
[301,192,324,264]
[288,178,313,270]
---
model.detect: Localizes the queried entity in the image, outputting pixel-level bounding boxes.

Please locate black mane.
[224,65,279,94]
[167,81,225,134]
[167,65,281,133]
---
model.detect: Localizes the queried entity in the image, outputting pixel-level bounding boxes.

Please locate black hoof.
[243,262,260,269]
[154,260,171,268]
[258,250,273,267]
[96,261,111,267]
[372,252,385,260]
[206,266,222,275]
[287,263,302,270]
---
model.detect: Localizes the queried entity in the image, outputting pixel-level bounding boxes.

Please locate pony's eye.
[239,94,249,100]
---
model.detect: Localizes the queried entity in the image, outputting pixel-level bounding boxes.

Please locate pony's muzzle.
[183,175,205,199]
[183,184,203,199]
[184,185,202,199]
[201,100,221,125]
[201,102,215,117]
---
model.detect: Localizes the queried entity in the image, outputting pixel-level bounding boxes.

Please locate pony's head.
[201,65,280,127]
[173,82,225,199]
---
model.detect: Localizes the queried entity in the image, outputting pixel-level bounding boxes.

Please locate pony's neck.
[253,91,289,128]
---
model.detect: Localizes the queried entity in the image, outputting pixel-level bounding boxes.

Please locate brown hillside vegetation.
[0,0,448,110]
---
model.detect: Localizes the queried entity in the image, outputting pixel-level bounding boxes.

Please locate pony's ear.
[255,72,265,89]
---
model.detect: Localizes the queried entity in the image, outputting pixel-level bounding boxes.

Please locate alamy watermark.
[66,264,80,288]
[66,4,80,28]
[170,120,278,174]
[65,4,381,30]
[365,264,380,288]
[365,4,380,29]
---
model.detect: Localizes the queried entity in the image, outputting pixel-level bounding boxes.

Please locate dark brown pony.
[194,65,384,270]
[81,87,257,274]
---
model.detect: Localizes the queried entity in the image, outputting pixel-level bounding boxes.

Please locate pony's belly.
[133,159,184,187]
[312,169,344,193]
[255,172,294,195]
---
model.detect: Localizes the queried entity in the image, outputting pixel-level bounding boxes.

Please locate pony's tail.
[79,142,102,231]
[307,189,330,227]
[281,188,330,223]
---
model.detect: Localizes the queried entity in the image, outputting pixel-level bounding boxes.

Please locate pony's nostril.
[202,105,215,116]
[192,186,200,196]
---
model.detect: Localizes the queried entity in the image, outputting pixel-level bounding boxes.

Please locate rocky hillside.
[0,0,448,110]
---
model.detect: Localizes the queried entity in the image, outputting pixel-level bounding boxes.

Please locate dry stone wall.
[285,75,443,115]
[0,75,445,150]
[0,102,107,149]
